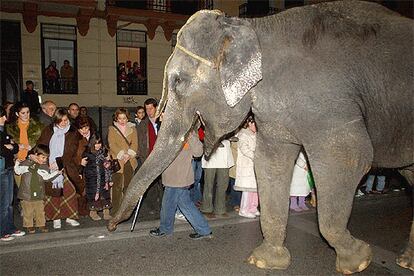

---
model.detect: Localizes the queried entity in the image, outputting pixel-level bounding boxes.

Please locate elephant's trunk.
[108,111,193,231]
[203,134,216,160]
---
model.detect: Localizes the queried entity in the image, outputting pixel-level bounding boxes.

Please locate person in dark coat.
[21,80,41,116]
[82,135,112,221]
[0,106,26,241]
[136,98,163,215]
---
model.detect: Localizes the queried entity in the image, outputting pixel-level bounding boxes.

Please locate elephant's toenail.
[256,260,266,269]
[248,256,256,265]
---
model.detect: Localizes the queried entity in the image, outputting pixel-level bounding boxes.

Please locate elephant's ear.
[218,17,262,107]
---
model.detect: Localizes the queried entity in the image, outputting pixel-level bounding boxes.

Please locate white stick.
[130,196,143,232]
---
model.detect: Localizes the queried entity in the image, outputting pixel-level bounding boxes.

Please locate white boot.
[53,219,61,229]
[66,218,80,227]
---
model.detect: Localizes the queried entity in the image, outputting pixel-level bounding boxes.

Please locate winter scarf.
[17,119,29,160]
[49,123,70,188]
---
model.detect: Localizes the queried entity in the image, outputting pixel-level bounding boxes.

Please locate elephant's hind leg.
[396,166,414,271]
[248,138,300,270]
[397,223,414,272]
[309,122,373,274]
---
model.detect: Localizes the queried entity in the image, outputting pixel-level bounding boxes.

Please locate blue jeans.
[365,175,386,192]
[228,177,241,207]
[0,167,17,237]
[190,159,203,204]
[160,186,211,236]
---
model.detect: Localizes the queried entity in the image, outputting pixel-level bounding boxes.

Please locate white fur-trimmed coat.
[234,128,257,192]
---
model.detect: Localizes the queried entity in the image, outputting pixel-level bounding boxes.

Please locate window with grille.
[41,24,77,94]
[116,29,148,95]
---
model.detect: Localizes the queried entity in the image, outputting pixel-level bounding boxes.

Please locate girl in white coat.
[234,117,259,219]
[289,151,311,211]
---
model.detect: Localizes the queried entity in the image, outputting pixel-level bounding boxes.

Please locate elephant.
[108,0,414,274]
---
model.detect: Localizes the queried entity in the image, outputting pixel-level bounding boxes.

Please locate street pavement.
[0,190,412,275]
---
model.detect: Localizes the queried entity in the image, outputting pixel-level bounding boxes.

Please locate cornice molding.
[23,2,38,33]
[1,1,189,40]
[106,14,119,37]
[160,21,178,41]
[76,7,94,36]
[144,18,159,40]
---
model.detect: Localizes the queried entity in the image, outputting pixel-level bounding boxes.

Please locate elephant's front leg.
[396,165,414,271]
[248,137,300,270]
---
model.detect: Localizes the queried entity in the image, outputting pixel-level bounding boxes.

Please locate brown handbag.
[110,155,121,173]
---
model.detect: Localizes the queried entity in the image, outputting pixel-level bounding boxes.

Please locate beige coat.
[162,134,203,188]
[108,122,138,173]
[229,141,238,179]
[234,128,257,192]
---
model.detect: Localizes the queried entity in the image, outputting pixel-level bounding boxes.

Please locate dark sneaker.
[149,228,166,237]
[38,227,49,233]
[202,212,216,219]
[26,227,36,234]
[189,232,213,240]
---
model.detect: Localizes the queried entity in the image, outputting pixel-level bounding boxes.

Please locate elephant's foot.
[335,239,372,274]
[247,241,291,270]
[107,218,119,232]
[396,244,414,271]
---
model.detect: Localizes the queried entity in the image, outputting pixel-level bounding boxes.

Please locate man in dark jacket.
[136,98,163,215]
[22,80,41,116]
[0,106,26,241]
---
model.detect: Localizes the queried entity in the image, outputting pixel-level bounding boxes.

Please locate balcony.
[239,2,281,18]
[107,0,214,15]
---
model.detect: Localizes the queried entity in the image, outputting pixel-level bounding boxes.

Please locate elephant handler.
[149,131,212,240]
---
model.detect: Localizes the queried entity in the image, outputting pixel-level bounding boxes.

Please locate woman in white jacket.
[234,116,259,219]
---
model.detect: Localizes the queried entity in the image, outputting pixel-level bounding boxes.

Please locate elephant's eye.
[170,74,184,90]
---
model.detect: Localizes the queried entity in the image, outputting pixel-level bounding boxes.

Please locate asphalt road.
[1,190,412,276]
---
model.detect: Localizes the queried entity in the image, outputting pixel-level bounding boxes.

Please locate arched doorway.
[1,21,22,106]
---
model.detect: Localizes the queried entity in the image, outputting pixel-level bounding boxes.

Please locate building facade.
[1,0,411,111]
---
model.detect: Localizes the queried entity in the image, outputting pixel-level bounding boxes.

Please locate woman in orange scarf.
[6,102,44,186]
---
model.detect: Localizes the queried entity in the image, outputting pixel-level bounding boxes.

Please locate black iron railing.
[239,3,281,18]
[118,79,148,95]
[43,78,78,94]
[107,0,213,15]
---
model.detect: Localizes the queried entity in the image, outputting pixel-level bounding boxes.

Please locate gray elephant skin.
[108,0,414,274]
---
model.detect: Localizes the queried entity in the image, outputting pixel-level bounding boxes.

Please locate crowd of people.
[1,80,319,242]
[117,62,146,94]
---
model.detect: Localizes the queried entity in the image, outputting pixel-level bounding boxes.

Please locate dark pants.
[201,168,229,215]
[228,177,241,207]
[140,177,164,215]
[190,159,203,204]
